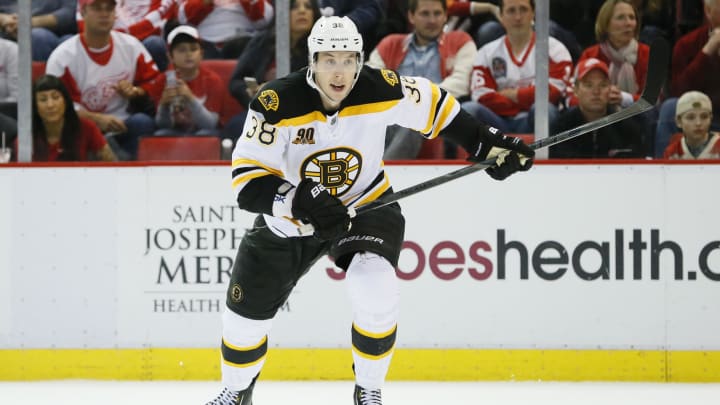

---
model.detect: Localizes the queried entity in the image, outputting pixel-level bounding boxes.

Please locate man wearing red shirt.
[46,0,161,160]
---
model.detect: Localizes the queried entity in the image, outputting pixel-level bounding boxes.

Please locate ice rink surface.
[1,380,720,404]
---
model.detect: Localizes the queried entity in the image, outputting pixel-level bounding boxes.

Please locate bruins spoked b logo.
[300,148,361,197]
[230,284,244,303]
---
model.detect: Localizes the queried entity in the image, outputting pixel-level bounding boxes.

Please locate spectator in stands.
[319,0,385,53]
[549,0,604,51]
[631,0,675,45]
[0,36,16,103]
[178,0,274,60]
[574,0,649,110]
[655,0,720,157]
[225,0,320,142]
[448,0,505,47]
[0,0,77,61]
[155,25,223,135]
[550,58,645,158]
[676,0,707,39]
[452,0,583,61]
[462,0,572,134]
[0,36,17,149]
[229,0,320,110]
[375,0,411,41]
[76,0,178,71]
[25,74,115,161]
[46,0,160,160]
[368,0,476,159]
[664,90,720,158]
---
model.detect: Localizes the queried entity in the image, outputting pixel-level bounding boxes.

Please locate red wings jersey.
[46,32,160,121]
[77,0,178,40]
[664,133,720,159]
[231,67,460,236]
[179,0,274,43]
[470,33,572,116]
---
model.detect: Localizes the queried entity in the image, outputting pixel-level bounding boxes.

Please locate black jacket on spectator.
[549,106,646,158]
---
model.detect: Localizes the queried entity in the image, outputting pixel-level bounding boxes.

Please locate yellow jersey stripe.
[350,175,391,208]
[231,158,284,177]
[430,97,458,139]
[232,170,274,188]
[222,336,268,352]
[275,111,328,127]
[340,100,401,117]
[420,84,441,135]
[353,323,397,339]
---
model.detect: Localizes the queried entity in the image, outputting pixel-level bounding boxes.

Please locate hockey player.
[205,16,534,405]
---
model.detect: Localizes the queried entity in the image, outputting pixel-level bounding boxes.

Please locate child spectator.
[23,74,115,162]
[655,0,720,157]
[155,25,224,135]
[664,90,720,159]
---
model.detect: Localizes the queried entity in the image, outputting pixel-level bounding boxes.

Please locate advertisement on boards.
[1,164,718,350]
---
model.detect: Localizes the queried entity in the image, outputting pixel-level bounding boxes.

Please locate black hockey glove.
[292,178,351,240]
[468,126,535,181]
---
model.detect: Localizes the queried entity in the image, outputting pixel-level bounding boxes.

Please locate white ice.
[1,381,720,405]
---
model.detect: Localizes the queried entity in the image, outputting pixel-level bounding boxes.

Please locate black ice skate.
[205,378,256,405]
[353,384,382,405]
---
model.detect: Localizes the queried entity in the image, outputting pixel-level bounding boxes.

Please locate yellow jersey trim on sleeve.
[420,84,441,135]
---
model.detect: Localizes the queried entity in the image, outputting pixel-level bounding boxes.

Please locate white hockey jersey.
[46,31,160,121]
[231,66,460,236]
[470,33,572,117]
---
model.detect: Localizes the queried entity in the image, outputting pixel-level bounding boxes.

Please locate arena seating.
[137,135,221,161]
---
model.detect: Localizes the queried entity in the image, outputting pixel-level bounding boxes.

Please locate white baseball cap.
[167,25,200,48]
[676,91,712,118]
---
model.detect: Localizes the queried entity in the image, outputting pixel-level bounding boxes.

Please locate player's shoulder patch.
[249,69,318,124]
[343,66,404,106]
[380,69,400,86]
[257,88,280,112]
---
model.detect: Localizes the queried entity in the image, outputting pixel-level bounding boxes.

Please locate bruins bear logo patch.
[259,89,279,111]
[381,69,399,87]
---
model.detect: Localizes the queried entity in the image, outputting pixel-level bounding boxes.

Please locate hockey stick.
[297,38,669,236]
[353,37,670,216]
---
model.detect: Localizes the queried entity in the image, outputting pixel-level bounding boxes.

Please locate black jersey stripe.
[351,323,397,359]
[346,171,386,207]
[424,88,448,138]
[221,336,268,368]
[232,167,256,178]
[430,96,458,139]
